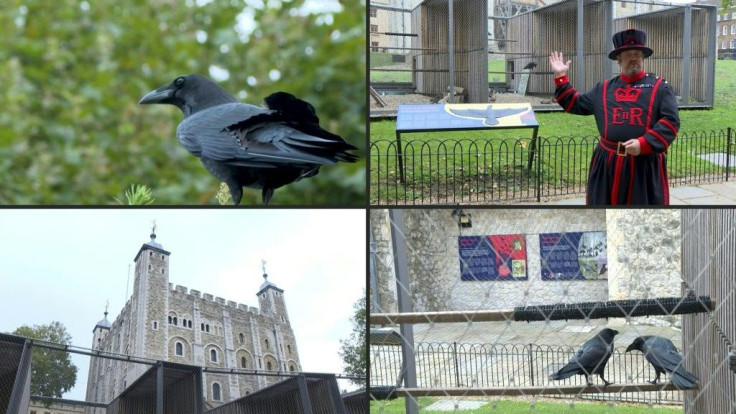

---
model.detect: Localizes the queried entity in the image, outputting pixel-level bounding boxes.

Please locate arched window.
[152,321,158,330]
[188,320,192,328]
[264,339,270,350]
[287,344,292,354]
[168,316,172,324]
[210,349,217,362]
[289,364,296,371]
[206,324,210,333]
[239,333,244,343]
[240,356,246,368]
[175,342,183,356]
[173,317,177,325]
[267,361,273,370]
[212,383,221,401]
[201,323,205,331]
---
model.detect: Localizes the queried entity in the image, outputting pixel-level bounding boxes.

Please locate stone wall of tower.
[166,284,301,404]
[87,238,300,408]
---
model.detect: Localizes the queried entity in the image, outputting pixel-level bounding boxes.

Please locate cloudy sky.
[0,209,365,399]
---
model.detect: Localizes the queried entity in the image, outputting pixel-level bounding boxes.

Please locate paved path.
[547,181,736,205]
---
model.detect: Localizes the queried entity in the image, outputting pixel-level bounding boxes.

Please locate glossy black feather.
[550,328,619,386]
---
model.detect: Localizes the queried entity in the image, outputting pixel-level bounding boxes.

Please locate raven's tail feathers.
[671,368,698,389]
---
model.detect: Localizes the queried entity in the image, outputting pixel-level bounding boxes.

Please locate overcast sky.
[0,209,365,399]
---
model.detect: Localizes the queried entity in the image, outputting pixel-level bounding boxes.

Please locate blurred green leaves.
[0,0,365,205]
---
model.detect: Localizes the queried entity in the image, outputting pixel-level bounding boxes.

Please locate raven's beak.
[625,344,634,353]
[139,84,175,105]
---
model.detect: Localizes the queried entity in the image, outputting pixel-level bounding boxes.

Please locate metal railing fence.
[370,128,734,204]
[370,341,684,405]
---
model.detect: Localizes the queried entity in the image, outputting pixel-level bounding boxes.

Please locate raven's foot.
[262,188,274,205]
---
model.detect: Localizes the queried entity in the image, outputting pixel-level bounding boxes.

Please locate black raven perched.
[625,336,698,389]
[549,328,619,386]
[523,61,537,70]
[139,75,357,205]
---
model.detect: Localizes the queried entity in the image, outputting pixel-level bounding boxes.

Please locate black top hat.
[608,29,653,60]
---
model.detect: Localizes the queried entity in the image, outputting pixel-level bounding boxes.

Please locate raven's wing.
[177,103,350,168]
[644,337,698,388]
[574,337,611,374]
[551,338,608,379]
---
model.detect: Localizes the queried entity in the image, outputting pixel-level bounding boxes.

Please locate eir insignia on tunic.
[614,86,642,103]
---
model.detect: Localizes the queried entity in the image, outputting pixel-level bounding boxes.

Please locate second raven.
[549,328,619,386]
[139,75,357,205]
[625,336,698,389]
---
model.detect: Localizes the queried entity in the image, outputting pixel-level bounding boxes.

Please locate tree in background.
[12,321,78,398]
[0,0,365,205]
[339,292,366,387]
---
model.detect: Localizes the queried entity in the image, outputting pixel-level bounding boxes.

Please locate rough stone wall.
[371,209,609,312]
[371,209,684,326]
[607,209,683,327]
[369,209,397,314]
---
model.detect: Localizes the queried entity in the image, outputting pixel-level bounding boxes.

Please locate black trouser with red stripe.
[587,137,669,205]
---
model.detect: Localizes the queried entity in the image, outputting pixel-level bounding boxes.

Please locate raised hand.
[549,51,571,78]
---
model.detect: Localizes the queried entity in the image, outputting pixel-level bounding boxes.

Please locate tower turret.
[130,224,171,366]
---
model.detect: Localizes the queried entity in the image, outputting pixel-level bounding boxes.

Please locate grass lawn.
[371,54,508,83]
[371,397,682,413]
[370,60,736,203]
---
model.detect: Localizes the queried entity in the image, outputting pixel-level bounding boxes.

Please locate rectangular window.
[370,24,378,33]
[370,8,377,17]
[724,25,728,36]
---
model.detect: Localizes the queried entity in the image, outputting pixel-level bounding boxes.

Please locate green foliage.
[338,292,366,387]
[114,184,155,205]
[11,322,77,398]
[0,0,365,205]
[371,397,682,413]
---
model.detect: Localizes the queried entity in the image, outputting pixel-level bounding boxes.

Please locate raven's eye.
[175,77,185,87]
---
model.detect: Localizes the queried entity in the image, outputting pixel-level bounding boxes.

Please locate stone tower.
[86,229,302,408]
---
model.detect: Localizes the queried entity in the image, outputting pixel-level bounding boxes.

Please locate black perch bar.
[514,296,712,322]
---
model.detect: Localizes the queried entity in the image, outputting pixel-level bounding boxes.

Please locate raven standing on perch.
[139,75,357,205]
[549,328,619,386]
[625,336,698,389]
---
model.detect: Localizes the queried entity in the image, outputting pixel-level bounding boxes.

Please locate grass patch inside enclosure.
[371,397,682,413]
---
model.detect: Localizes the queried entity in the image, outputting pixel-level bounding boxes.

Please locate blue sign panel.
[540,232,608,280]
[397,103,538,132]
[459,235,528,281]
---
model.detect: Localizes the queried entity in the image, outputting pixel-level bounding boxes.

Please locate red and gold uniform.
[554,70,680,205]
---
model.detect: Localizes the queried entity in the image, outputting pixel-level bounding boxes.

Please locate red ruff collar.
[621,70,645,84]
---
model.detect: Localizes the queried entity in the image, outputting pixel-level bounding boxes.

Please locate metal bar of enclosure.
[29,396,108,408]
[681,5,692,106]
[370,298,714,325]
[728,127,732,182]
[577,0,585,88]
[371,309,516,325]
[6,341,32,414]
[449,0,455,103]
[297,375,315,414]
[156,363,164,414]
[707,5,717,106]
[397,382,693,397]
[388,209,418,414]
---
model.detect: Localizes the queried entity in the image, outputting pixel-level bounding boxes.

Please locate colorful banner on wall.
[459,235,528,281]
[539,232,608,280]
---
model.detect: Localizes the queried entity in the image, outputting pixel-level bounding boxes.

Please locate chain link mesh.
[369,209,736,413]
